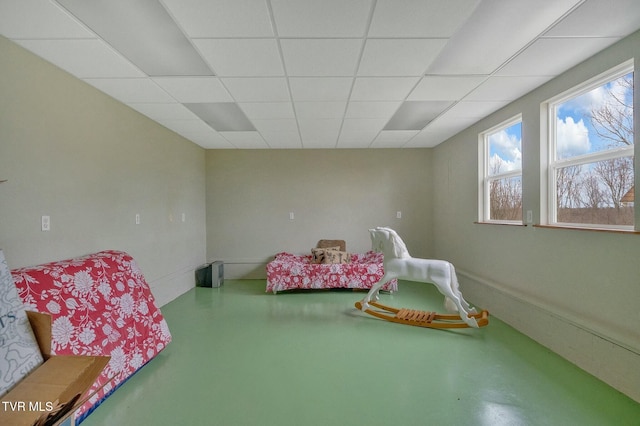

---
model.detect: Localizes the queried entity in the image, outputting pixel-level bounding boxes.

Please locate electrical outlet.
[396,211,402,219]
[526,210,533,224]
[289,212,295,220]
[181,213,186,222]
[135,214,141,225]
[41,215,50,231]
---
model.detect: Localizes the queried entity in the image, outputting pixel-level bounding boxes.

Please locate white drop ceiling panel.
[357,39,447,76]
[289,78,353,102]
[0,0,94,38]
[15,39,144,79]
[3,0,639,149]
[83,78,175,103]
[294,102,347,119]
[270,0,372,37]
[280,39,362,77]
[152,77,233,103]
[161,0,274,38]
[238,102,296,120]
[350,77,419,101]
[408,76,487,101]
[221,78,290,102]
[368,0,480,38]
[194,39,284,77]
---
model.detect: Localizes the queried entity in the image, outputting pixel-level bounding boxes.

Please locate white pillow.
[0,250,44,397]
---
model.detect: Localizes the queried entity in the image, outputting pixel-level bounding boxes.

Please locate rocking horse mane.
[374,227,410,259]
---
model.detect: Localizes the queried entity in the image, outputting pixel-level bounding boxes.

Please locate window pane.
[556,157,634,226]
[555,72,633,160]
[490,176,522,221]
[488,121,522,176]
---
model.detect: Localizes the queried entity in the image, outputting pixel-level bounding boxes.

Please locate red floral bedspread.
[11,250,171,422]
[266,251,397,293]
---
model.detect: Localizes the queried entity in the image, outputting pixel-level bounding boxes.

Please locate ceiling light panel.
[160,0,274,38]
[358,39,447,76]
[270,0,372,37]
[58,0,213,76]
[368,0,481,37]
[14,39,144,79]
[384,101,453,130]
[184,103,256,131]
[496,37,619,77]
[545,0,640,38]
[0,0,94,39]
[372,130,419,147]
[152,77,233,103]
[426,0,582,75]
[280,39,362,77]
[408,76,486,101]
[193,39,284,77]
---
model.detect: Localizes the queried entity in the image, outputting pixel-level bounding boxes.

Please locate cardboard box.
[0,312,109,426]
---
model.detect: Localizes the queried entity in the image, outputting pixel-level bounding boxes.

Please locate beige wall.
[431,31,640,401]
[205,149,433,277]
[0,36,207,306]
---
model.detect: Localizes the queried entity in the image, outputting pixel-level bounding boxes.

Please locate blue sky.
[488,121,521,174]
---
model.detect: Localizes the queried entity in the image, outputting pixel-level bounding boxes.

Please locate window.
[546,61,634,230]
[479,116,523,223]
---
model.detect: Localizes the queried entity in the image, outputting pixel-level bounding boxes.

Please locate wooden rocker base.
[354,300,489,329]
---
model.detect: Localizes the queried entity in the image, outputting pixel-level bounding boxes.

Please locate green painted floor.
[82,280,640,426]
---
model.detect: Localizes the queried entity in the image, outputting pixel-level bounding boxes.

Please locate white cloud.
[556,116,590,159]
[488,129,521,172]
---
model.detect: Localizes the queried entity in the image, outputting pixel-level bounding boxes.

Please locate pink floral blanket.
[11,250,171,422]
[266,251,397,293]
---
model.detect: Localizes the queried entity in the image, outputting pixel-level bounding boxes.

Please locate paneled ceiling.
[2,0,640,149]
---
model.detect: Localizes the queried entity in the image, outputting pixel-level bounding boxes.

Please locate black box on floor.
[195,261,224,288]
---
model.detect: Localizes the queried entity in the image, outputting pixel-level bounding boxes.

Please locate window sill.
[474,221,527,227]
[533,224,640,235]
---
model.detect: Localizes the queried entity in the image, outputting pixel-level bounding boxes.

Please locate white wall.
[0,36,207,306]
[205,149,433,278]
[431,30,640,402]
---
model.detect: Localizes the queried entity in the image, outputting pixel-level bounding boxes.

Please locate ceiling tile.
[545,0,640,38]
[496,37,620,77]
[294,102,347,119]
[83,78,175,103]
[358,39,447,76]
[221,78,290,102]
[280,39,362,77]
[238,102,295,120]
[128,102,198,121]
[384,101,453,130]
[444,100,509,119]
[15,39,144,78]
[426,0,582,75]
[371,130,419,147]
[298,119,342,148]
[152,77,233,103]
[270,0,372,37]
[178,129,236,149]
[464,76,552,102]
[161,0,274,37]
[251,119,299,134]
[350,77,419,101]
[157,118,214,135]
[345,101,401,119]
[193,39,284,77]
[408,76,486,101]
[368,0,480,37]
[0,0,95,39]
[338,118,387,147]
[289,77,353,101]
[260,131,302,148]
[220,131,269,148]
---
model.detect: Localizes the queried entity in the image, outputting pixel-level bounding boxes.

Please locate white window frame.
[478,114,523,224]
[544,60,635,231]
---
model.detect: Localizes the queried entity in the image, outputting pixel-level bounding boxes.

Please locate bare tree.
[590,75,634,147]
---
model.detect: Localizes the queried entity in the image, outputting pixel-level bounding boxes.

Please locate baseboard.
[147,264,200,307]
[457,269,640,403]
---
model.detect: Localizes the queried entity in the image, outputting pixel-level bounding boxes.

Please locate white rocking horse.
[356,227,488,329]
